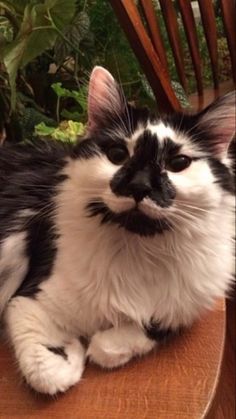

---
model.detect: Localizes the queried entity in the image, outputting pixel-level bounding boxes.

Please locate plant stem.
[74,52,80,87]
[32,26,54,31]
[56,96,60,123]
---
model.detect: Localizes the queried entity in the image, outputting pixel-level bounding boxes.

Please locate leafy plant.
[34,81,86,143]
[0,0,232,146]
[54,11,91,64]
[35,119,85,142]
[2,0,77,107]
[51,81,87,122]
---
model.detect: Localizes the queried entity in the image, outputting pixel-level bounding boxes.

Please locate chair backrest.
[109,0,236,113]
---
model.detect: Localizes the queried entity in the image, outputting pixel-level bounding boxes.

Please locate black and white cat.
[0,67,235,395]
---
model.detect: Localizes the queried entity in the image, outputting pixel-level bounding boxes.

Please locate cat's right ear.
[87,66,124,134]
[195,91,235,158]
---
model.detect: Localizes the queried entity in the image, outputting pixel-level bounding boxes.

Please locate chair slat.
[109,0,181,113]
[158,0,187,91]
[219,0,236,83]
[178,0,203,96]
[198,0,219,88]
[139,0,169,75]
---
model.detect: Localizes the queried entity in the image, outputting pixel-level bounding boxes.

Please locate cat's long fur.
[0,67,235,395]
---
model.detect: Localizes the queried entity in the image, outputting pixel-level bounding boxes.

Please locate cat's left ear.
[196,92,235,158]
[87,66,124,134]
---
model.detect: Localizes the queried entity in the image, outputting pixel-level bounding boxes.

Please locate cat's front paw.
[20,339,85,395]
[87,325,155,369]
[87,330,133,368]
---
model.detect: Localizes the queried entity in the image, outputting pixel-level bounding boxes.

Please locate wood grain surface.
[0,301,225,419]
[189,79,235,111]
[159,0,187,91]
[110,0,182,113]
[140,0,169,74]
[219,0,236,83]
[198,0,219,88]
[178,0,203,96]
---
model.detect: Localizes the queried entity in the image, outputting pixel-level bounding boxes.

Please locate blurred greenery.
[0,0,232,144]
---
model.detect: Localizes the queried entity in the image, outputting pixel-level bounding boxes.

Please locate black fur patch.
[110,131,176,207]
[144,321,176,342]
[134,132,181,165]
[16,218,58,297]
[162,111,235,194]
[46,346,68,360]
[208,158,235,194]
[0,141,69,298]
[72,138,100,159]
[87,201,171,236]
[0,140,101,298]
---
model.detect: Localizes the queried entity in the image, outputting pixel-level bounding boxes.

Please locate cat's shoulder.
[0,139,71,164]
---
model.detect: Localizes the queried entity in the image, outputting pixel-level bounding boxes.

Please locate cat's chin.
[86,201,171,236]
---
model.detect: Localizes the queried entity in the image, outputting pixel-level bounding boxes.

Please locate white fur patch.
[0,232,28,315]
[147,121,176,141]
[88,324,155,368]
[5,296,85,395]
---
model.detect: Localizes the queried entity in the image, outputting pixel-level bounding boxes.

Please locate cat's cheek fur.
[168,159,216,195]
[4,296,85,395]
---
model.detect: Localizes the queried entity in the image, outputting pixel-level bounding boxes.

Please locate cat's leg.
[87,323,156,369]
[4,296,85,395]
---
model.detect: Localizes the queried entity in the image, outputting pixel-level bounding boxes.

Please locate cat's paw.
[20,339,85,395]
[87,330,133,368]
[87,326,155,369]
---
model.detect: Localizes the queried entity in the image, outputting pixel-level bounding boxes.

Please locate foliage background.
[0,0,232,144]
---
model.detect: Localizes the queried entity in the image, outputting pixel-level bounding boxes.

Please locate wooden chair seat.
[0,300,225,418]
[189,79,235,111]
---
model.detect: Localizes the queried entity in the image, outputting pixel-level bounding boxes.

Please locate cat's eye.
[167,155,192,172]
[107,146,129,165]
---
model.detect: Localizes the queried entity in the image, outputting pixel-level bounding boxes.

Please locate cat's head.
[74,67,235,236]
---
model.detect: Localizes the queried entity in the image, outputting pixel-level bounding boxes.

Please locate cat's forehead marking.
[125,119,205,158]
[147,121,177,142]
[126,121,177,155]
[125,125,146,154]
[147,121,207,157]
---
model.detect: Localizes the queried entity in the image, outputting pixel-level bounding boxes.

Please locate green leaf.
[35,121,56,136]
[65,85,88,110]
[60,109,82,121]
[34,120,85,142]
[3,0,76,108]
[66,120,85,137]
[45,0,76,30]
[54,11,90,62]
[2,1,31,16]
[51,83,87,112]
[51,82,69,98]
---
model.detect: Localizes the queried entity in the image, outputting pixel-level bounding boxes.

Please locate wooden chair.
[109,0,236,113]
[0,300,230,418]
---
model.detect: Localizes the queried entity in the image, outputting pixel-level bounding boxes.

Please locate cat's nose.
[127,171,152,202]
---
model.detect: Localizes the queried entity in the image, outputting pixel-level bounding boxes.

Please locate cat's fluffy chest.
[39,206,233,336]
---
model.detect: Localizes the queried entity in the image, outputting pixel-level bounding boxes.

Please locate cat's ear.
[87,66,124,134]
[196,92,235,158]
